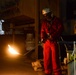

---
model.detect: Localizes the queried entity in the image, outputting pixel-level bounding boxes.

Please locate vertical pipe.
[34,0,40,59]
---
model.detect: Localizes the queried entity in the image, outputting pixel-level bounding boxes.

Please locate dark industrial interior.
[0,0,76,75]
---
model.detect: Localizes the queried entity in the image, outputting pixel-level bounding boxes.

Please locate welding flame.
[8,45,19,55]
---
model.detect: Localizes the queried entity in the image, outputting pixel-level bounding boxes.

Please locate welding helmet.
[42,8,51,15]
[42,8,53,18]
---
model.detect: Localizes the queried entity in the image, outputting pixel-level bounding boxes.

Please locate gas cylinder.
[25,33,35,51]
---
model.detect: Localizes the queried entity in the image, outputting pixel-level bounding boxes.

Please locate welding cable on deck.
[23,42,42,56]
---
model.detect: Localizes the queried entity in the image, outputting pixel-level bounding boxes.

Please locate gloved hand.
[41,39,46,43]
[41,39,44,43]
[47,33,53,40]
[40,39,45,48]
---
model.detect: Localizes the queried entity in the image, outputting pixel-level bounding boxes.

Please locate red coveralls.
[41,16,63,75]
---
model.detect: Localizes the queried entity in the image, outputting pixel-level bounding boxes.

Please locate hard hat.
[42,8,51,15]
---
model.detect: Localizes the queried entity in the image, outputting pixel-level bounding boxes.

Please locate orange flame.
[8,45,19,55]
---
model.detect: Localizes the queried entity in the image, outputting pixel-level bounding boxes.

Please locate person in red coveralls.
[40,8,63,75]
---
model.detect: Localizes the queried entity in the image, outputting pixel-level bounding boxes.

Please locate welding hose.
[23,41,42,56]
